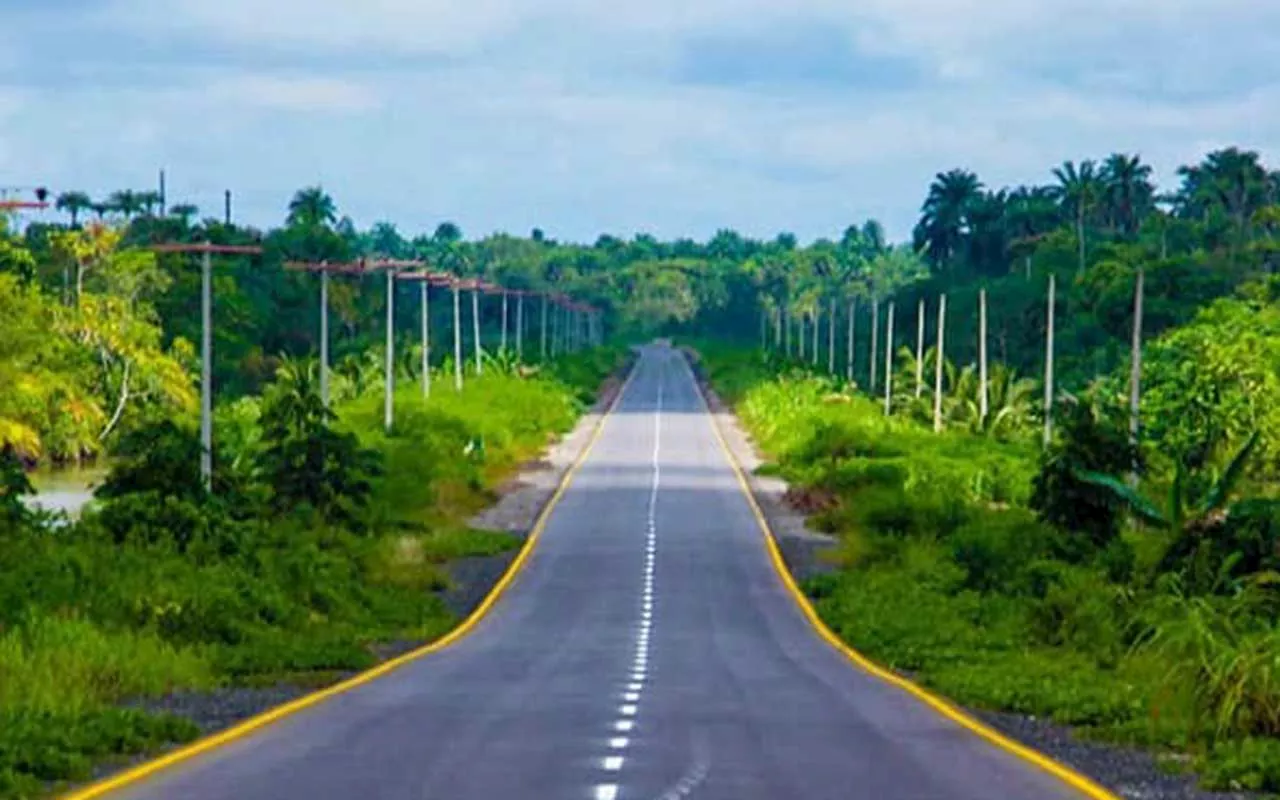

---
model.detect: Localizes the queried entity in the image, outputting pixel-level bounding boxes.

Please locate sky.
[1,0,1278,244]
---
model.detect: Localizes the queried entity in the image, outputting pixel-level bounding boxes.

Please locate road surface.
[109,343,1087,800]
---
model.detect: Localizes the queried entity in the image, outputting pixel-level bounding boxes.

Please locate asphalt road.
[112,343,1087,800]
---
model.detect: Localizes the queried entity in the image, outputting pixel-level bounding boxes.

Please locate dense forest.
[1,143,1279,795]
[5,146,1279,470]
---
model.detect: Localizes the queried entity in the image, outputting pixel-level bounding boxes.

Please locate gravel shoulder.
[683,352,1259,800]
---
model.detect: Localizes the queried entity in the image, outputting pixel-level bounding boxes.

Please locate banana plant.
[1075,433,1265,581]
[1076,432,1259,536]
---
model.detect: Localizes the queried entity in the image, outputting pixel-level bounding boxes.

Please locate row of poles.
[761,269,1146,449]
[151,244,602,491]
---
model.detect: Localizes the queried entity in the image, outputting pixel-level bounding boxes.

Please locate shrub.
[1030,394,1139,552]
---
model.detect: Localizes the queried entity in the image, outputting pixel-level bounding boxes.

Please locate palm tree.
[169,204,199,226]
[1100,153,1155,237]
[137,190,163,217]
[107,189,145,219]
[1052,159,1102,271]
[915,169,983,272]
[286,186,338,229]
[965,190,1010,277]
[1006,186,1061,277]
[1177,148,1270,260]
[433,221,463,245]
[55,191,93,228]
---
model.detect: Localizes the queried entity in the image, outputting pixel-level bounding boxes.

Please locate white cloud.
[6,0,1279,241]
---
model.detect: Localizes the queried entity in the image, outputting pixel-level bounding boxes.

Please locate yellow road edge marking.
[61,362,639,800]
[686,356,1122,800]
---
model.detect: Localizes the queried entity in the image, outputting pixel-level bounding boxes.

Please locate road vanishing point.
[98,343,1097,800]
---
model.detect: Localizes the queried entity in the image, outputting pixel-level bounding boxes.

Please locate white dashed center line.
[593,368,665,800]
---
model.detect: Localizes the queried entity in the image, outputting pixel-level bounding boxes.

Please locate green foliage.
[702,342,1280,793]
[0,344,616,794]
[1031,395,1139,551]
[258,359,381,525]
[0,447,34,530]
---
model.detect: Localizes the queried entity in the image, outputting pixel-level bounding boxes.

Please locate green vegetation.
[700,340,1280,793]
[0,350,617,796]
[4,144,1279,794]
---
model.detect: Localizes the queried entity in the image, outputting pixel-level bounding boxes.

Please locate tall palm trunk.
[846,298,855,382]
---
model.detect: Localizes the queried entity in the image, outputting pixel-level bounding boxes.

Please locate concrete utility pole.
[501,290,509,354]
[285,259,370,409]
[515,290,526,360]
[884,301,895,416]
[541,293,549,361]
[811,308,820,367]
[827,299,836,373]
[1044,274,1056,446]
[367,259,425,432]
[846,297,856,382]
[153,242,263,491]
[1129,268,1145,482]
[394,270,453,399]
[979,288,989,424]
[934,293,947,433]
[870,298,879,394]
[915,298,926,398]
[453,281,464,390]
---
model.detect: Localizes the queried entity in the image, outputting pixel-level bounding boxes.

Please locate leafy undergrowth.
[699,342,1280,795]
[0,347,624,797]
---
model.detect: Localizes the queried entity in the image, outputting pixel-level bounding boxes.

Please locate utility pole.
[1044,274,1056,447]
[158,169,166,212]
[827,298,836,373]
[1129,268,1145,483]
[394,269,452,399]
[915,298,925,398]
[811,308,820,366]
[846,297,856,382]
[453,280,464,390]
[515,290,526,361]
[934,294,947,433]
[153,242,262,491]
[284,259,369,408]
[223,190,232,226]
[870,298,879,394]
[367,259,424,432]
[884,301,895,415]
[541,293,550,361]
[501,289,509,354]
[979,288,989,424]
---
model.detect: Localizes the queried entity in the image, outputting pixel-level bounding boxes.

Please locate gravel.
[685,353,1266,800]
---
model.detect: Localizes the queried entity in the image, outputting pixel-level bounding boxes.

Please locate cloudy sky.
[1,1,1277,243]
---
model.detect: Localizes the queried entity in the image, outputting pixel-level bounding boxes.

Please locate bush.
[1030,394,1140,552]
[948,509,1062,594]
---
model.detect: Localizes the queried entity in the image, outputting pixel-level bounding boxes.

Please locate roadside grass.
[0,347,623,797]
[698,342,1280,794]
